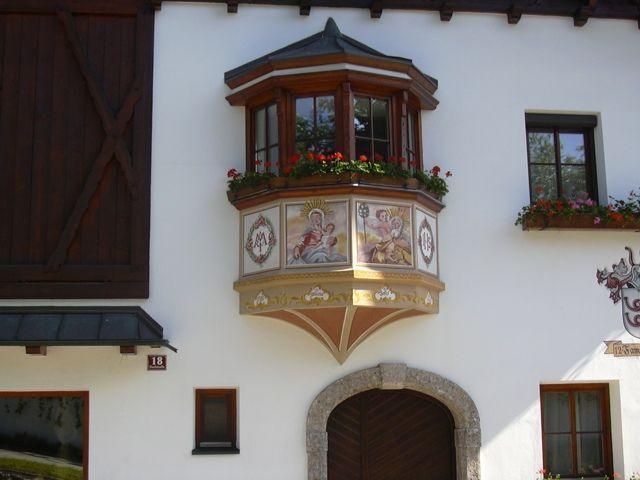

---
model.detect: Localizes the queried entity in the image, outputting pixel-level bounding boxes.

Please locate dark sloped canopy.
[0,307,176,352]
[224,17,437,90]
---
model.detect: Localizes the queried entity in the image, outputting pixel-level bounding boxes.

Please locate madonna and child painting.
[286,199,349,266]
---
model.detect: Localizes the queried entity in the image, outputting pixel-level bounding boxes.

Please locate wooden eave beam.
[299,0,311,15]
[227,0,238,13]
[507,3,522,24]
[160,0,640,24]
[440,2,453,21]
[370,0,383,18]
[25,346,47,355]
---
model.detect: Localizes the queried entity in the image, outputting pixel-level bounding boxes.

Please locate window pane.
[316,96,335,139]
[575,391,602,432]
[255,150,266,173]
[543,392,571,433]
[267,104,278,146]
[407,113,415,152]
[356,139,371,159]
[317,140,335,155]
[561,165,588,200]
[373,141,389,162]
[560,132,586,164]
[545,434,573,475]
[295,97,314,149]
[201,396,229,445]
[268,146,279,172]
[530,165,558,201]
[0,396,85,472]
[372,99,389,140]
[577,433,605,475]
[354,97,371,137]
[528,132,555,164]
[254,108,266,151]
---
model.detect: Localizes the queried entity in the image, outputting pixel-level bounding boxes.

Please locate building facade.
[1,1,639,479]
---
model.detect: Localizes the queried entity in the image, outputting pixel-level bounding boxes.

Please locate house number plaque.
[147,354,167,370]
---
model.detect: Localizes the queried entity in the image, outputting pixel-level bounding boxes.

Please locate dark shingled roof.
[225,17,435,86]
[0,306,176,351]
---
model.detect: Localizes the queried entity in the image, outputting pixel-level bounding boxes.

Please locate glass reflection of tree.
[296,96,335,153]
[529,132,588,201]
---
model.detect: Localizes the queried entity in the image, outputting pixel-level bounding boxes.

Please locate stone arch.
[306,363,481,480]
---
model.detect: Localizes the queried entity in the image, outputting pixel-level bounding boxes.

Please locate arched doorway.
[306,364,480,480]
[327,389,456,480]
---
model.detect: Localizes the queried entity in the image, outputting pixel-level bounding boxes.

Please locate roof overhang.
[0,306,177,352]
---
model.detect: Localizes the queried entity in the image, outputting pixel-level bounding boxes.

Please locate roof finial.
[323,18,341,38]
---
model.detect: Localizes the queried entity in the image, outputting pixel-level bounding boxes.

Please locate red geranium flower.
[388,156,397,164]
[358,155,368,163]
[282,166,293,175]
[306,152,314,160]
[333,152,343,160]
[227,168,239,179]
[430,165,441,176]
[289,153,301,165]
[445,171,452,177]
[374,153,383,162]
[399,156,407,166]
[317,154,326,162]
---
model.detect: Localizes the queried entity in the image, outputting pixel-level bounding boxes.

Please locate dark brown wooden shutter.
[0,0,156,298]
[327,389,456,480]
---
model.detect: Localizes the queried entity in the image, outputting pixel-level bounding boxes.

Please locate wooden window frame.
[193,389,238,455]
[540,383,613,478]
[353,94,392,161]
[244,83,425,174]
[525,113,598,204]
[248,102,279,173]
[0,391,89,480]
[292,93,338,155]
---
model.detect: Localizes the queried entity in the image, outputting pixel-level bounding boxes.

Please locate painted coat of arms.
[597,247,640,338]
[245,215,276,264]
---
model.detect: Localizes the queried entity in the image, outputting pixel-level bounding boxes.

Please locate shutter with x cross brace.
[0,0,156,298]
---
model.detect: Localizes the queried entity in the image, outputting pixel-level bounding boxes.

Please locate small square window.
[525,114,598,204]
[193,389,238,454]
[540,384,612,478]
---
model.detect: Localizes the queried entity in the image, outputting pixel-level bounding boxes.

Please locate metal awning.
[0,306,176,352]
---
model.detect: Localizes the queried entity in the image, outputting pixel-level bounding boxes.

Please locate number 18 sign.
[147,354,167,371]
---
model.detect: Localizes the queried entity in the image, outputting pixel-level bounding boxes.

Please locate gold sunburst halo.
[299,198,334,219]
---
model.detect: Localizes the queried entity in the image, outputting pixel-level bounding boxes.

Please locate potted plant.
[516,191,640,230]
[226,152,452,202]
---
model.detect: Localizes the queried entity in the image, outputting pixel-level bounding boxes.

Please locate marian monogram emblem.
[245,215,276,264]
[418,218,435,266]
[597,247,640,339]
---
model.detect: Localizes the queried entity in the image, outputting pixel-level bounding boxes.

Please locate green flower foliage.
[226,152,452,200]
[516,191,640,227]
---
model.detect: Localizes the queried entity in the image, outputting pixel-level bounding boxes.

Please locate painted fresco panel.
[355,201,413,267]
[242,206,280,275]
[286,199,349,267]
[415,208,438,276]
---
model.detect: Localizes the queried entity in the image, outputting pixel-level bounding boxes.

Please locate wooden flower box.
[522,214,640,231]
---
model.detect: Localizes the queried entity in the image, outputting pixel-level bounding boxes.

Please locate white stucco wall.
[1,4,640,479]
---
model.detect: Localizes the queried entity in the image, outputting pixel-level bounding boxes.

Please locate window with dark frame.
[253,103,279,174]
[354,96,390,161]
[194,389,238,454]
[540,384,612,478]
[0,392,89,480]
[295,95,336,154]
[526,114,598,203]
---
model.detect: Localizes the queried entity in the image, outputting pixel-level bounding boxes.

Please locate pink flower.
[568,200,579,210]
[584,198,595,207]
[593,216,601,225]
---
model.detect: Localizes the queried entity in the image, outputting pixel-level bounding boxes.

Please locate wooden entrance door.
[327,389,456,480]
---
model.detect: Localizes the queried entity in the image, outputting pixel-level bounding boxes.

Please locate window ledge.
[522,214,640,231]
[192,447,240,455]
